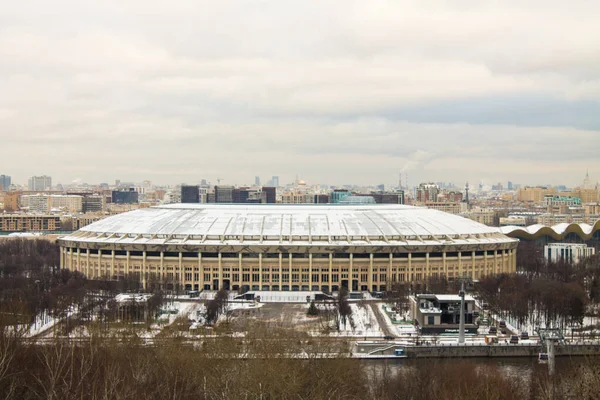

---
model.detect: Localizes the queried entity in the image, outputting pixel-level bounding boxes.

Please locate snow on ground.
[24,309,76,337]
[379,304,417,337]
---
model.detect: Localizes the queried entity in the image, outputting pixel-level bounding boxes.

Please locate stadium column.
[76,248,80,275]
[278,253,283,291]
[86,249,90,278]
[96,250,101,279]
[502,250,507,273]
[329,254,333,290]
[110,250,115,280]
[349,253,353,291]
[239,253,243,290]
[288,253,293,291]
[407,253,412,282]
[60,247,64,269]
[425,252,430,281]
[309,253,312,290]
[142,251,147,289]
[457,251,462,278]
[471,251,476,280]
[218,252,223,291]
[484,250,488,277]
[259,253,262,290]
[248,253,253,290]
[199,252,204,290]
[193,252,199,291]
[493,250,498,275]
[160,252,164,286]
[387,253,392,285]
[368,254,374,290]
[126,251,130,279]
[178,252,183,290]
[442,251,447,278]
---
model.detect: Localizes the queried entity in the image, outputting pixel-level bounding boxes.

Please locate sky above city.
[1,0,599,188]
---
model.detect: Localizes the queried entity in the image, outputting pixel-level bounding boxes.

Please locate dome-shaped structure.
[59,204,517,292]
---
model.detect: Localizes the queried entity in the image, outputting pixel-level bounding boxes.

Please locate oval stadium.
[58,204,518,292]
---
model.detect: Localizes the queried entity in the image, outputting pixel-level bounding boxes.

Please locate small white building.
[544,243,595,264]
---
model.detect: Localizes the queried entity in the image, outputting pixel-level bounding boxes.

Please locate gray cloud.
[0,0,599,187]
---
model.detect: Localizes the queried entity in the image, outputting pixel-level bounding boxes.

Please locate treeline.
[0,239,143,331]
[1,329,599,399]
[477,251,600,331]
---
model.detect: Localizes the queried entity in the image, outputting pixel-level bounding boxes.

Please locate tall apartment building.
[0,175,11,191]
[181,185,200,203]
[21,194,83,213]
[416,183,440,203]
[28,175,52,191]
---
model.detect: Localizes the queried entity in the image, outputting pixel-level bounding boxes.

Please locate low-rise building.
[0,214,61,232]
[544,243,595,264]
[499,217,526,227]
[410,294,478,334]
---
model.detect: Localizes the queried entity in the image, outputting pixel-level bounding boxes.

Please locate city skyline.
[0,170,597,190]
[2,1,599,186]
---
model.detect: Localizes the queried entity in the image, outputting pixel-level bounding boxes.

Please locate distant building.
[507,181,513,191]
[0,214,61,232]
[82,195,106,213]
[255,176,261,186]
[517,186,556,204]
[280,191,314,204]
[544,243,595,264]
[181,185,200,203]
[499,217,526,227]
[331,189,351,204]
[543,195,581,207]
[338,196,376,205]
[422,202,463,215]
[214,186,235,203]
[314,194,330,204]
[28,175,52,191]
[462,208,496,226]
[111,189,139,204]
[416,183,440,203]
[21,194,83,213]
[262,187,277,204]
[354,192,405,205]
[0,175,11,191]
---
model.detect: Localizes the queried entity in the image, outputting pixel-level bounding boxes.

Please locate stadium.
[58,204,518,292]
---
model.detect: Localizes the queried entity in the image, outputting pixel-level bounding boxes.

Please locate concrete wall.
[356,342,600,358]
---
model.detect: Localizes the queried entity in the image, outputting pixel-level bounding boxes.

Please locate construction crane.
[216,178,224,185]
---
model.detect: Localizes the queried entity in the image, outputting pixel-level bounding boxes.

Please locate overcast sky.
[1,0,599,188]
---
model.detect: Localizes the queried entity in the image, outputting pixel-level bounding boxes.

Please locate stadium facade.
[58,204,518,292]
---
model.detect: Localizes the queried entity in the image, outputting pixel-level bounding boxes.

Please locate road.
[369,303,394,337]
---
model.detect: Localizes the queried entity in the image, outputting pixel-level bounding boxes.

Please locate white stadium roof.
[61,204,515,248]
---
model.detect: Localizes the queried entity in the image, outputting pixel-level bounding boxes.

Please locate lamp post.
[459,280,466,344]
